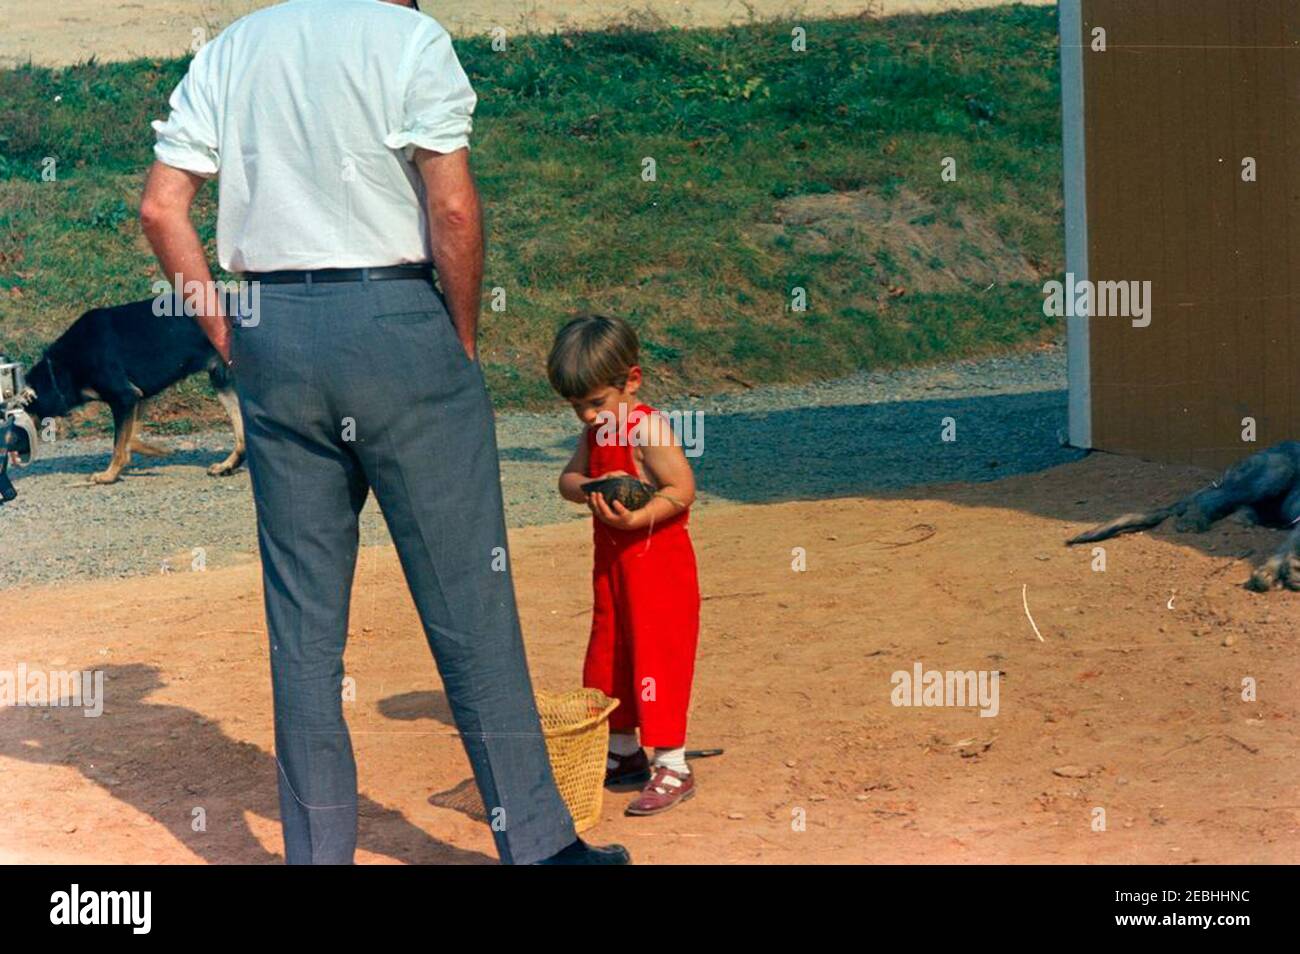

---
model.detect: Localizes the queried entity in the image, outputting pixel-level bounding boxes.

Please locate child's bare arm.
[591,412,696,530]
[558,435,593,504]
[637,413,696,514]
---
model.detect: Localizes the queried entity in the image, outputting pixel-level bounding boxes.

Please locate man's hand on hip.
[140,161,230,362]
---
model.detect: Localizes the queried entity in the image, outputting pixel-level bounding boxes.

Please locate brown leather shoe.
[606,747,651,786]
[625,765,695,816]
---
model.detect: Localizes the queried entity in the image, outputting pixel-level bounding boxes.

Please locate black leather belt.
[241,265,433,284]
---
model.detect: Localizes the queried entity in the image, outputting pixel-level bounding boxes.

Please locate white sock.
[653,746,689,775]
[607,732,641,769]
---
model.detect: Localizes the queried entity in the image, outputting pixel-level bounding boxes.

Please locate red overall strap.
[586,403,687,548]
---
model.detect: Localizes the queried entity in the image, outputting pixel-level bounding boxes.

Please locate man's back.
[153,0,477,271]
[141,0,630,867]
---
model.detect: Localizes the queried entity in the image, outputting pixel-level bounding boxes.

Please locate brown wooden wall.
[1080,0,1300,470]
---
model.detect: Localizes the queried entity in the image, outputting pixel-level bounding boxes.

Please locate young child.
[548,315,701,816]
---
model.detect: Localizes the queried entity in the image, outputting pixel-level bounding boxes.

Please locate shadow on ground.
[0,664,490,864]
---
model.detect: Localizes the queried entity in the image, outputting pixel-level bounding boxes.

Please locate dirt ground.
[1,452,1296,864]
[0,0,1053,69]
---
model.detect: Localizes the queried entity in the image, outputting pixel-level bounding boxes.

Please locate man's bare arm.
[139,161,229,363]
[414,147,483,360]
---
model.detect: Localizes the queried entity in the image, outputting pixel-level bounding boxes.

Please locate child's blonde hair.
[546,315,640,399]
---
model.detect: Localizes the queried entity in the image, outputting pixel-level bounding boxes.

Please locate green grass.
[0,6,1063,430]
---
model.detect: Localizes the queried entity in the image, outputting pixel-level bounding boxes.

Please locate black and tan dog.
[1066,441,1300,592]
[2,297,244,484]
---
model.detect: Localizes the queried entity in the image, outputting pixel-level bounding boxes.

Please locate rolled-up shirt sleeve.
[151,39,221,177]
[384,24,477,159]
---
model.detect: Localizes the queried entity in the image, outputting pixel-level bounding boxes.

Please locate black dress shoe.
[533,838,631,865]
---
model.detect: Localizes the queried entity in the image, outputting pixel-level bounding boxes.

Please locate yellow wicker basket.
[535,689,620,833]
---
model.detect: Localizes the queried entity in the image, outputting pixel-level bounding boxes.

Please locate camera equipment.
[0,355,39,503]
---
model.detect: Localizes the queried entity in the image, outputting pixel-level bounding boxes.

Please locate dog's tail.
[1066,502,1185,546]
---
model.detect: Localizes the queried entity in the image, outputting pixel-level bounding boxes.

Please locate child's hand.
[581,468,633,519]
[588,489,648,530]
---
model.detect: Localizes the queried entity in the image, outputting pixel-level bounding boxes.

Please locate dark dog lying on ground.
[2,298,244,484]
[1066,441,1300,592]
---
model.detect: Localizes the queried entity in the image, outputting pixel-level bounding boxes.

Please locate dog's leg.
[1246,527,1300,592]
[1247,485,1300,592]
[1232,505,1262,527]
[207,385,246,476]
[1174,487,1239,533]
[1182,448,1297,532]
[130,439,168,457]
[92,401,140,485]
[128,397,170,457]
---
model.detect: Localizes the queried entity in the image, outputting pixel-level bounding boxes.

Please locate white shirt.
[151,0,477,272]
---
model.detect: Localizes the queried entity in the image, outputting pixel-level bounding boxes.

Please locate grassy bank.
[0,6,1062,433]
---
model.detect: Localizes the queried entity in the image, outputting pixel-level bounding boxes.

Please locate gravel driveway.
[0,343,1083,589]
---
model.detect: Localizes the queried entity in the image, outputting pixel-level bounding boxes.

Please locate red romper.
[583,403,701,748]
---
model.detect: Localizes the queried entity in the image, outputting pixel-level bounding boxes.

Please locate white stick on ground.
[1022,583,1045,642]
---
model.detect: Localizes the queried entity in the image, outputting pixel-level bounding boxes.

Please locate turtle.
[581,475,656,511]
